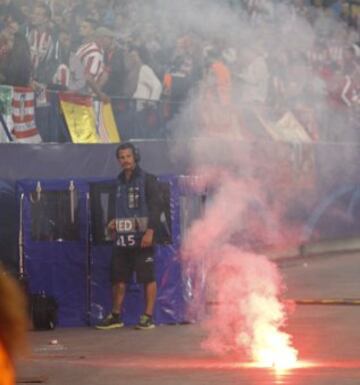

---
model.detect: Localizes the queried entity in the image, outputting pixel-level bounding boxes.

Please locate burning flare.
[245,293,298,369]
[182,174,299,369]
[251,322,298,370]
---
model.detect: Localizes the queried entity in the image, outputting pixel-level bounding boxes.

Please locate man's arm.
[85,74,110,103]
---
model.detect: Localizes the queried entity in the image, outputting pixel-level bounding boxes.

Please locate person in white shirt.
[124,44,162,110]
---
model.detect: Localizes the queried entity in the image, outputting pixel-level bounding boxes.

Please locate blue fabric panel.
[17,179,90,326]
[0,180,18,272]
[154,244,184,324]
[89,244,112,323]
[24,243,88,326]
[16,175,185,327]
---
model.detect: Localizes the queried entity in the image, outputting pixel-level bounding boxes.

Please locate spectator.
[0,0,25,30]
[112,12,132,45]
[50,27,72,89]
[72,0,100,22]
[77,17,97,47]
[201,46,232,107]
[322,44,360,141]
[162,35,202,105]
[198,46,234,135]
[0,35,31,87]
[0,29,14,81]
[0,16,31,86]
[124,43,162,109]
[26,2,55,83]
[70,25,109,102]
[98,27,126,97]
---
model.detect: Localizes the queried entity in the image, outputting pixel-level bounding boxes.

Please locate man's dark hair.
[128,43,151,66]
[115,142,140,162]
[36,2,52,20]
[4,8,26,26]
[82,17,98,31]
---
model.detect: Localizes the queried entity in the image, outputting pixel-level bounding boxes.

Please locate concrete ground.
[16,250,360,385]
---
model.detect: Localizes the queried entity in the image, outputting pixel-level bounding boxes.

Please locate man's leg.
[135,248,156,329]
[95,282,125,329]
[112,281,126,314]
[96,248,130,329]
[144,280,157,316]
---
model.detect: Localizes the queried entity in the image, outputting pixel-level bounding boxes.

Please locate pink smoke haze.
[182,168,298,366]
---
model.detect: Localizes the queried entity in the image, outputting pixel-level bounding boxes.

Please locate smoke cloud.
[181,167,297,363]
[131,0,357,364]
[156,0,353,363]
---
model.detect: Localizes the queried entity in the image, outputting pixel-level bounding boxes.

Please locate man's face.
[117,148,136,172]
[59,31,71,48]
[31,6,48,27]
[102,36,113,50]
[79,21,94,38]
[124,48,139,70]
[5,19,19,36]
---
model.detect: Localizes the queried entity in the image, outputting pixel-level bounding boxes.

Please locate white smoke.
[123,0,357,362]
[159,0,355,362]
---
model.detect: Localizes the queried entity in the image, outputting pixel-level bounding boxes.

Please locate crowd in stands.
[1,0,360,142]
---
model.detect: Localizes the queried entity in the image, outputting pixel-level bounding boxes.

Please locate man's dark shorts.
[111,246,155,284]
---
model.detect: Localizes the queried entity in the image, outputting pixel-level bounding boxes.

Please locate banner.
[11,87,42,143]
[94,101,121,143]
[35,91,72,143]
[59,93,99,143]
[257,111,312,143]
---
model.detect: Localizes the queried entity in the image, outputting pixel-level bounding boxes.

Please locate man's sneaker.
[95,314,124,330]
[135,314,155,330]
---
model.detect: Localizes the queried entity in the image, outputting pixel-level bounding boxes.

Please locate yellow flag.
[96,101,121,143]
[59,93,99,143]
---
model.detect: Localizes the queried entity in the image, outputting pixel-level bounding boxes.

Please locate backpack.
[30,292,58,330]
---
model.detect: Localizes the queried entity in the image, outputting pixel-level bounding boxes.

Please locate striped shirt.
[75,41,105,83]
[27,28,53,71]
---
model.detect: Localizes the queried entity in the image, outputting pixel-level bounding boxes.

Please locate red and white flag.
[11,87,42,143]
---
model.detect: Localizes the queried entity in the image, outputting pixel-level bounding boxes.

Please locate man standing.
[26,2,54,83]
[96,143,161,330]
[70,24,109,102]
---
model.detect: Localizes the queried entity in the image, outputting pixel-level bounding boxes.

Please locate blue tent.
[0,180,18,273]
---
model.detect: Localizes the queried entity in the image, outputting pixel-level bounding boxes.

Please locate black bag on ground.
[30,293,58,330]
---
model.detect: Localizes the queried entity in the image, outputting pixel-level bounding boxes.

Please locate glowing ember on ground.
[255,344,298,370]
[251,326,298,370]
[249,297,298,371]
